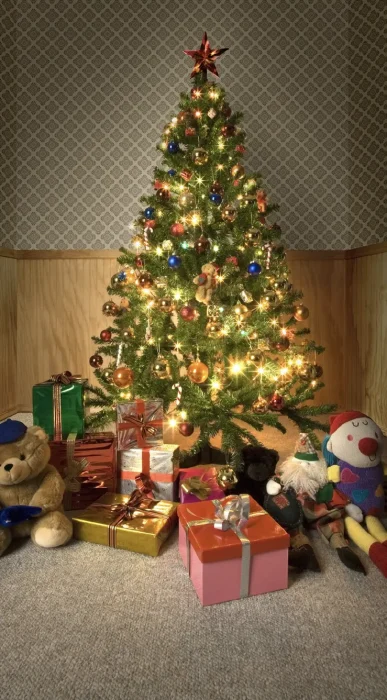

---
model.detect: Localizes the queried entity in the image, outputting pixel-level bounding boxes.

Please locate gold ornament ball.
[125,268,137,284]
[231,164,245,180]
[293,304,310,322]
[244,228,261,246]
[221,205,237,222]
[234,303,248,318]
[310,364,323,379]
[187,361,209,384]
[192,147,209,166]
[153,355,171,379]
[101,368,114,384]
[111,273,127,288]
[178,190,195,208]
[102,300,119,317]
[243,178,257,192]
[206,320,222,338]
[112,366,134,388]
[252,396,269,414]
[159,298,173,313]
[240,290,253,304]
[121,328,134,341]
[216,466,238,489]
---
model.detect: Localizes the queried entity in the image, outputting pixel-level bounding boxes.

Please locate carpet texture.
[1,415,387,700]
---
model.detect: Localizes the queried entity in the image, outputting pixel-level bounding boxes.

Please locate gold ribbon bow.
[92,491,168,547]
[119,409,162,448]
[49,370,79,385]
[181,476,211,500]
[185,494,268,599]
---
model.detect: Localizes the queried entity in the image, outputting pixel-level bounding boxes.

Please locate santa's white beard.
[278,456,327,498]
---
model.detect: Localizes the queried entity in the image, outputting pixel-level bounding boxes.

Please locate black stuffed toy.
[229,445,279,506]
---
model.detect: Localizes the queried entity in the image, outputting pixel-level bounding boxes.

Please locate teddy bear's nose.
[358,437,378,456]
[3,463,13,472]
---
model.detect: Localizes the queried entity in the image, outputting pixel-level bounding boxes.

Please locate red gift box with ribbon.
[49,432,117,510]
[117,399,163,450]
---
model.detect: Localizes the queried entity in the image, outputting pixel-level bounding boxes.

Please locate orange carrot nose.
[358,437,378,456]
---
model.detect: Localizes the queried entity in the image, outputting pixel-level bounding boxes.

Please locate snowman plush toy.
[324,411,387,577]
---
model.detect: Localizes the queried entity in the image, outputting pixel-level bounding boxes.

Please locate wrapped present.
[33,370,86,440]
[117,399,163,450]
[72,492,177,556]
[119,444,179,502]
[49,432,116,510]
[179,465,225,503]
[178,494,289,606]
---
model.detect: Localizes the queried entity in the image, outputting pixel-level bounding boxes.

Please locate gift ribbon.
[118,399,163,448]
[134,472,154,498]
[43,371,83,440]
[91,491,169,548]
[184,495,268,599]
[181,476,211,500]
[63,432,89,494]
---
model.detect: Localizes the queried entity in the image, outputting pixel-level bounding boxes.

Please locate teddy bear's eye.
[362,420,368,425]
[352,421,359,427]
[20,453,25,460]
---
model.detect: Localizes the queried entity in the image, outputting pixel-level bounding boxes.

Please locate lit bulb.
[164,129,170,135]
[180,410,187,420]
[280,328,288,337]
[190,212,201,226]
[279,367,288,376]
[209,89,219,100]
[230,362,244,375]
[311,380,317,388]
[156,210,163,217]
[217,164,224,170]
[270,319,278,327]
[178,183,185,191]
[171,117,178,125]
[217,274,225,283]
[218,140,224,151]
[173,290,181,300]
[155,246,162,256]
[196,176,204,185]
[160,141,167,150]
[193,89,202,98]
[194,110,202,118]
[174,342,182,351]
[168,418,178,428]
[295,358,303,367]
[213,244,219,252]
[257,367,265,375]
[211,378,221,391]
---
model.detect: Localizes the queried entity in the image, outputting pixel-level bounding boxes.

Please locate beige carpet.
[1,414,387,700]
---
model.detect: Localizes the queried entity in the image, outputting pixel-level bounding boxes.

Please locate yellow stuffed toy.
[193,262,217,305]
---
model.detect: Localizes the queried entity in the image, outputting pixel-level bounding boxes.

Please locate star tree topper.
[184,33,228,79]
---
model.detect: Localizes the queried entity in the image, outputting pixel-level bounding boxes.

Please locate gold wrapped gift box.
[71,493,178,556]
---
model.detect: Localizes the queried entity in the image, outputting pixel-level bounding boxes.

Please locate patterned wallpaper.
[0,1,386,250]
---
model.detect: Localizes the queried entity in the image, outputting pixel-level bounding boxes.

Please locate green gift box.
[32,371,86,440]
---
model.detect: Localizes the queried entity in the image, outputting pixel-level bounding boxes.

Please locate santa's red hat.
[330,411,368,435]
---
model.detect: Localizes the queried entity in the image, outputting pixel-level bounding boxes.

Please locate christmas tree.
[87,34,334,465]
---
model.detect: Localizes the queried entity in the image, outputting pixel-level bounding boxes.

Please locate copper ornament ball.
[112,366,134,388]
[273,337,290,352]
[244,228,261,246]
[187,361,209,384]
[210,180,224,196]
[89,353,103,368]
[138,272,153,289]
[121,328,134,341]
[178,190,195,208]
[179,421,194,437]
[159,298,173,312]
[293,304,310,322]
[221,205,237,222]
[100,329,112,342]
[102,300,119,316]
[156,188,170,201]
[310,364,323,379]
[194,236,210,254]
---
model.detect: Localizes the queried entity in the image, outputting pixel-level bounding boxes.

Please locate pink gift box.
[178,495,289,606]
[179,465,225,503]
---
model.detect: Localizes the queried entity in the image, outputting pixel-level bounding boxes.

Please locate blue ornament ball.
[168,254,182,269]
[167,141,179,154]
[144,206,155,220]
[247,261,262,275]
[209,192,222,206]
[168,169,177,176]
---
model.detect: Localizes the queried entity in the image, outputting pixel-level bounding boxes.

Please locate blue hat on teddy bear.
[0,419,28,444]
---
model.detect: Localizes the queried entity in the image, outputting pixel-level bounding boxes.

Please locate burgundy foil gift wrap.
[49,432,117,510]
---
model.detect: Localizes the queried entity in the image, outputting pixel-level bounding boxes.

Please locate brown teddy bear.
[0,419,73,555]
[193,262,217,304]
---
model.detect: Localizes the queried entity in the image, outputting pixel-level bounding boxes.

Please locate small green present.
[32,371,86,440]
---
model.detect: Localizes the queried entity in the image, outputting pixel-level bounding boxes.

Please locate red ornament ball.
[138,272,153,288]
[171,222,185,237]
[135,256,143,268]
[269,392,285,411]
[89,354,103,368]
[235,144,246,153]
[154,179,163,190]
[180,305,196,321]
[179,421,195,437]
[100,329,112,342]
[210,181,224,195]
[102,301,119,316]
[185,127,196,137]
[273,337,290,352]
[156,188,170,201]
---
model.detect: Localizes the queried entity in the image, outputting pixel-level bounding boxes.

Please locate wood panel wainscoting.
[0,243,386,431]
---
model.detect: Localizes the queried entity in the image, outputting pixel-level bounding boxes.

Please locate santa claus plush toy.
[324,411,387,578]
